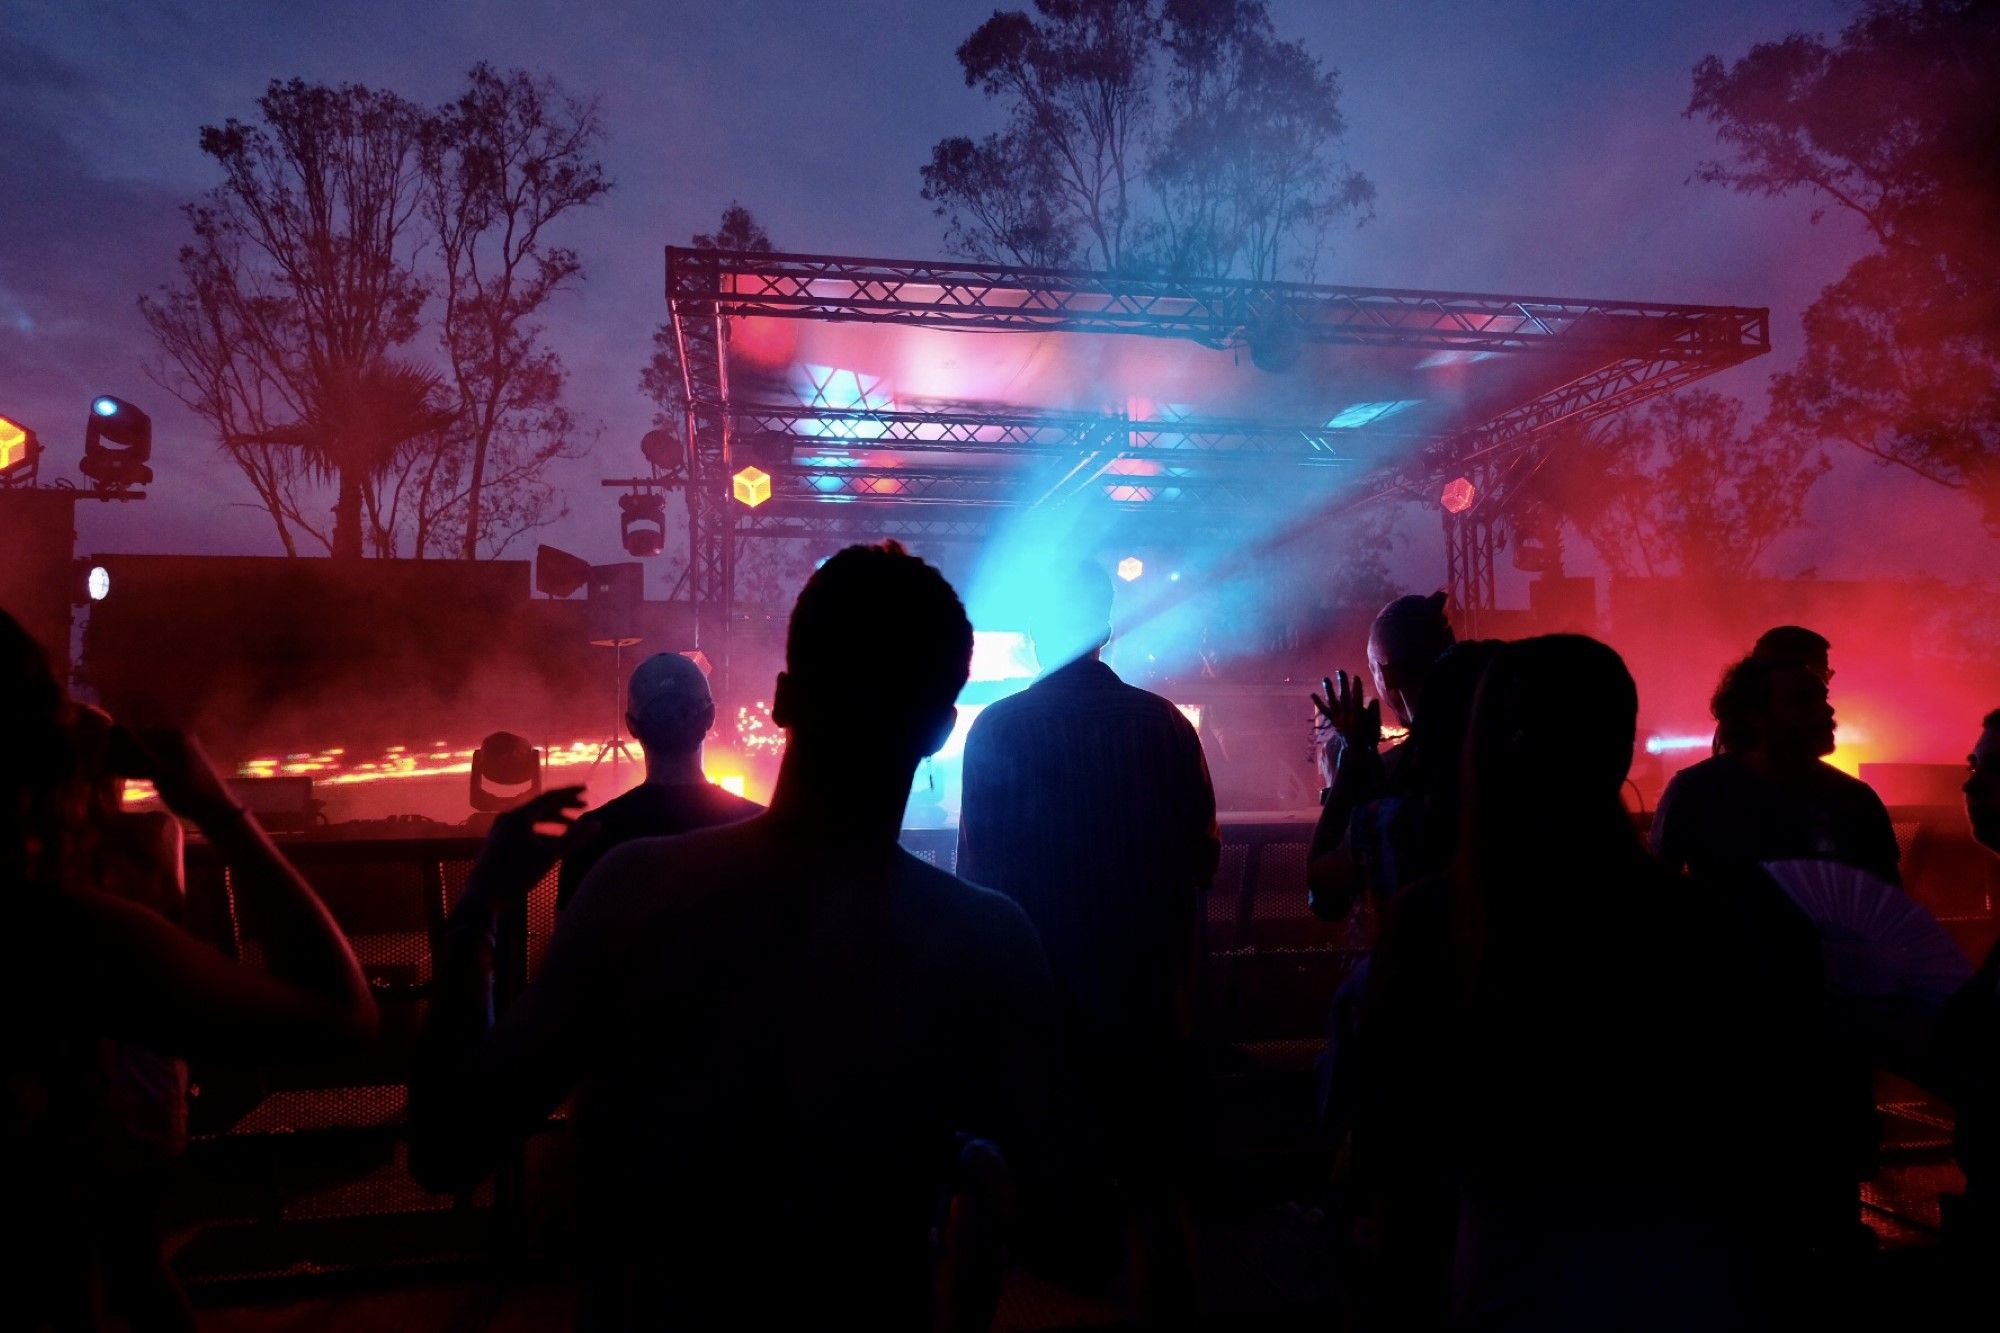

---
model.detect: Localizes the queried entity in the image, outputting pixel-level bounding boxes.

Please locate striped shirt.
[958,657,1220,1049]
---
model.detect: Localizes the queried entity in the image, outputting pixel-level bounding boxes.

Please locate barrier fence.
[166,809,1995,1285]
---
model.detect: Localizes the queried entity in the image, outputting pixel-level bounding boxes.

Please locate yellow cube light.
[732,465,772,508]
[1116,556,1143,582]
[0,414,38,478]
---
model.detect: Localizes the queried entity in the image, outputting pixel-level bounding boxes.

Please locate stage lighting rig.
[620,491,667,557]
[641,424,685,474]
[1,413,44,487]
[80,395,152,491]
[469,731,543,812]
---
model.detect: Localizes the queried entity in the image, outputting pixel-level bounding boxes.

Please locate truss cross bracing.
[661,247,1767,683]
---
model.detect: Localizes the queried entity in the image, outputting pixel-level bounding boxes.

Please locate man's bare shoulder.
[564,816,769,925]
[895,851,1046,961]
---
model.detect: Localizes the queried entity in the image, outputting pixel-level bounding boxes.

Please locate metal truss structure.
[663,247,1768,682]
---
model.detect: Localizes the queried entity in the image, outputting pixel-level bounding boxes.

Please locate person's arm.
[1859,791,1904,887]
[1184,717,1221,889]
[555,812,606,911]
[1348,882,1455,1329]
[972,899,1121,1290]
[1649,772,1688,873]
[956,713,998,887]
[408,786,593,1193]
[1306,672,1386,921]
[62,728,377,1064]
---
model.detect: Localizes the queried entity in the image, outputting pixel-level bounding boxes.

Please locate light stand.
[584,561,646,786]
[586,639,640,783]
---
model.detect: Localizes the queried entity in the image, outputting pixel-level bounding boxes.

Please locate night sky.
[3,0,1990,593]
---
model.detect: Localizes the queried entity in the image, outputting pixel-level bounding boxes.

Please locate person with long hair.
[1,608,377,1328]
[1354,635,1825,1331]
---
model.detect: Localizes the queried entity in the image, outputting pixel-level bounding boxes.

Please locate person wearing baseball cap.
[556,651,760,908]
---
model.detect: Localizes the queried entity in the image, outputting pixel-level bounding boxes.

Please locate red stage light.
[1440,476,1476,514]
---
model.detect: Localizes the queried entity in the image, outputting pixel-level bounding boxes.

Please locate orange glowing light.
[0,415,34,474]
[732,466,772,508]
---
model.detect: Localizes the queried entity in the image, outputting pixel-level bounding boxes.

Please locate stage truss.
[661,247,1767,681]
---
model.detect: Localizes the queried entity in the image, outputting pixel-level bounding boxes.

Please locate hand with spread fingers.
[462,786,589,914]
[1311,670,1382,785]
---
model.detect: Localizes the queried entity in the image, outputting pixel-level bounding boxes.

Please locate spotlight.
[732,466,772,509]
[1,413,42,485]
[1511,502,1563,574]
[640,425,684,473]
[620,491,667,557]
[743,434,792,470]
[534,543,590,598]
[1116,556,1143,582]
[469,730,543,812]
[1245,308,1303,374]
[86,565,110,602]
[79,395,152,491]
[1440,476,1476,514]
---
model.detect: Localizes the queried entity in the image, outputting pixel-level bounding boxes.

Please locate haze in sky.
[2,0,1989,594]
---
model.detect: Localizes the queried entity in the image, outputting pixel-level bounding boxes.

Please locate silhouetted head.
[1752,624,1832,682]
[1465,635,1638,824]
[625,652,715,759]
[1454,636,1642,988]
[774,541,973,770]
[1968,708,2000,855]
[1,608,79,889]
[1412,638,1502,807]
[1367,591,1454,728]
[1027,561,1115,672]
[1712,655,1836,761]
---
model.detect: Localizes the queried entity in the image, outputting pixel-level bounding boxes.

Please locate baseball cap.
[626,652,713,728]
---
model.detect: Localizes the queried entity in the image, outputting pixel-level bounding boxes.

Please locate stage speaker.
[1528,574,1597,634]
[587,563,644,647]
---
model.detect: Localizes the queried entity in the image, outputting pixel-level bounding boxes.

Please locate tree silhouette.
[144,70,608,558]
[639,203,775,430]
[424,65,609,558]
[1689,0,2000,529]
[1530,390,1828,580]
[922,0,1371,278]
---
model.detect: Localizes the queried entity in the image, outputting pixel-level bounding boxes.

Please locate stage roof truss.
[662,246,1767,678]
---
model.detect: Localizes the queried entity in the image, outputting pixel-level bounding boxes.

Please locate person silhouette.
[1307,591,1456,922]
[957,559,1219,1323]
[556,651,759,909]
[409,543,1111,1329]
[0,608,377,1327]
[1354,635,1825,1332]
[1653,653,1900,885]
[1935,709,2000,1246]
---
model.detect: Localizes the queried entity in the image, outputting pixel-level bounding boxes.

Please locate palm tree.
[232,361,458,558]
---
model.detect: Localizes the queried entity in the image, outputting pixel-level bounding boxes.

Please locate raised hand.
[465,786,589,910]
[1311,670,1382,756]
[117,726,241,825]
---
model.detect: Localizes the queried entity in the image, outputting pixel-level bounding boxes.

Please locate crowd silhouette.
[3,545,1997,1331]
